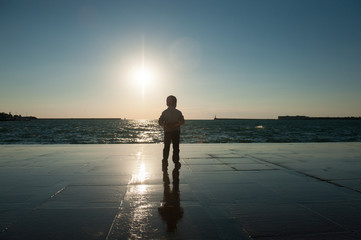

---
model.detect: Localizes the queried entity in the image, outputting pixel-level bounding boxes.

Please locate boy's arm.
[163,122,181,131]
[163,115,184,131]
[158,114,165,126]
[179,113,185,126]
[178,117,185,126]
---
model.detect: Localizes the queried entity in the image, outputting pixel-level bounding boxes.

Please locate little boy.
[158,95,185,170]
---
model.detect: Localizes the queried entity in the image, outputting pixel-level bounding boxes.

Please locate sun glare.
[128,41,159,95]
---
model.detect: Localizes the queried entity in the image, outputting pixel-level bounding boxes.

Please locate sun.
[133,66,153,87]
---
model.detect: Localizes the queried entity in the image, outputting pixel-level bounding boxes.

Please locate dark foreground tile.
[303,201,361,237]
[226,203,345,238]
[255,232,361,240]
[1,208,117,240]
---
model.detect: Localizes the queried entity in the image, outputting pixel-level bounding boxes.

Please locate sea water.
[0,119,361,144]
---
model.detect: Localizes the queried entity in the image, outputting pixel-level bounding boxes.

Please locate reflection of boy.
[158,95,185,170]
[158,168,183,232]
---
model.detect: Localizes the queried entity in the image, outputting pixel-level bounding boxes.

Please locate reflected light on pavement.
[129,163,148,185]
[127,152,153,237]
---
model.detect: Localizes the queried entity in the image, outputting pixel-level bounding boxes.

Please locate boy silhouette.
[158,95,185,170]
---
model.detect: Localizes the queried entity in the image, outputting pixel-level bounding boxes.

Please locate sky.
[1,0,361,119]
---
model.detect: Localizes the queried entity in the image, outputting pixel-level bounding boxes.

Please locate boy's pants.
[163,130,180,164]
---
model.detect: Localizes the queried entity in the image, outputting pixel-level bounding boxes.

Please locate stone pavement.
[1,143,361,239]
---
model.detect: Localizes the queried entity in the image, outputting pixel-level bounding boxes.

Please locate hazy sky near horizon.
[1,0,361,119]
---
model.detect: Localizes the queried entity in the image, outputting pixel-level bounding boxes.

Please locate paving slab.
[0,143,361,239]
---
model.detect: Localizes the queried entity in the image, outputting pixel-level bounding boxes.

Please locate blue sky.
[1,0,361,119]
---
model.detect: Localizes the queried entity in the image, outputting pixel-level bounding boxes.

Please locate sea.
[0,119,361,144]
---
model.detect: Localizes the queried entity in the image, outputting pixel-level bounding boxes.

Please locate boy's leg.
[171,131,180,164]
[163,132,171,169]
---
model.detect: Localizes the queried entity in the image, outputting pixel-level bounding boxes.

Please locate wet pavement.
[1,143,361,239]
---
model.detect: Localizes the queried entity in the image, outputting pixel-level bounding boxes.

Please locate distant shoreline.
[214,117,275,120]
[277,115,361,120]
[38,118,124,120]
[2,115,361,121]
[0,112,37,121]
[214,115,361,120]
